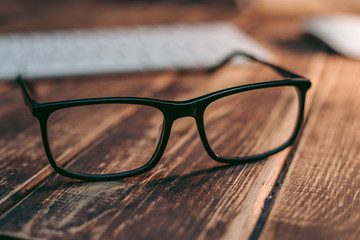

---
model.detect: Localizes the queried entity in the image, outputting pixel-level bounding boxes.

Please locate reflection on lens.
[47,104,163,175]
[203,86,299,158]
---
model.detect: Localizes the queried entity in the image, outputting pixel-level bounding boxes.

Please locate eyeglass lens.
[203,86,299,158]
[47,104,164,175]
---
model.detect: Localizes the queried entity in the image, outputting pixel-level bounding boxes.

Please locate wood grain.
[0,72,178,213]
[259,56,360,239]
[0,86,48,212]
[0,54,319,239]
[1,1,351,239]
[0,0,238,215]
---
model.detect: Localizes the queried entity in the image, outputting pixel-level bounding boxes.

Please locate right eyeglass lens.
[46,104,164,175]
[203,86,300,159]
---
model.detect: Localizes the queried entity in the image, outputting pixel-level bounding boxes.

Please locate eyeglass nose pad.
[155,122,164,147]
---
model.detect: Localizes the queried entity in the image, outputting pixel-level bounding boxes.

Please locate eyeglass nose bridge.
[165,101,200,121]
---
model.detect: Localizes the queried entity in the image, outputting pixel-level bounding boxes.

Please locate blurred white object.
[304,14,360,59]
[0,22,270,80]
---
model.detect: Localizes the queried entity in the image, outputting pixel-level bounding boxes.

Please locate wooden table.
[0,1,359,239]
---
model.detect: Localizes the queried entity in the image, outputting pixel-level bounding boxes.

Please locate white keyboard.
[0,22,270,80]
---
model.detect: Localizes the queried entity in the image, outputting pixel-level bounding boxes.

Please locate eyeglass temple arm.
[207,51,305,79]
[16,76,38,112]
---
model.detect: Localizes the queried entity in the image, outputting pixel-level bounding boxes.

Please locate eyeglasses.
[17,52,311,181]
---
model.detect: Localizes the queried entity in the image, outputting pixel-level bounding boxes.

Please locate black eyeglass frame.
[17,52,311,181]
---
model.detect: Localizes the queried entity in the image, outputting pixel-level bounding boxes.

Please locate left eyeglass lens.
[46,104,164,175]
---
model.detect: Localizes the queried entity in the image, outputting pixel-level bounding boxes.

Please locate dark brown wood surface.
[259,56,360,240]
[0,1,359,239]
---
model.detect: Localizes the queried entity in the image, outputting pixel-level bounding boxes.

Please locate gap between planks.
[249,52,329,240]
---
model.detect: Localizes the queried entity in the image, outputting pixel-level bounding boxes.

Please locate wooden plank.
[0,53,323,239]
[259,56,360,239]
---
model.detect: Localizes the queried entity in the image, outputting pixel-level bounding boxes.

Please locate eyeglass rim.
[31,79,310,181]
